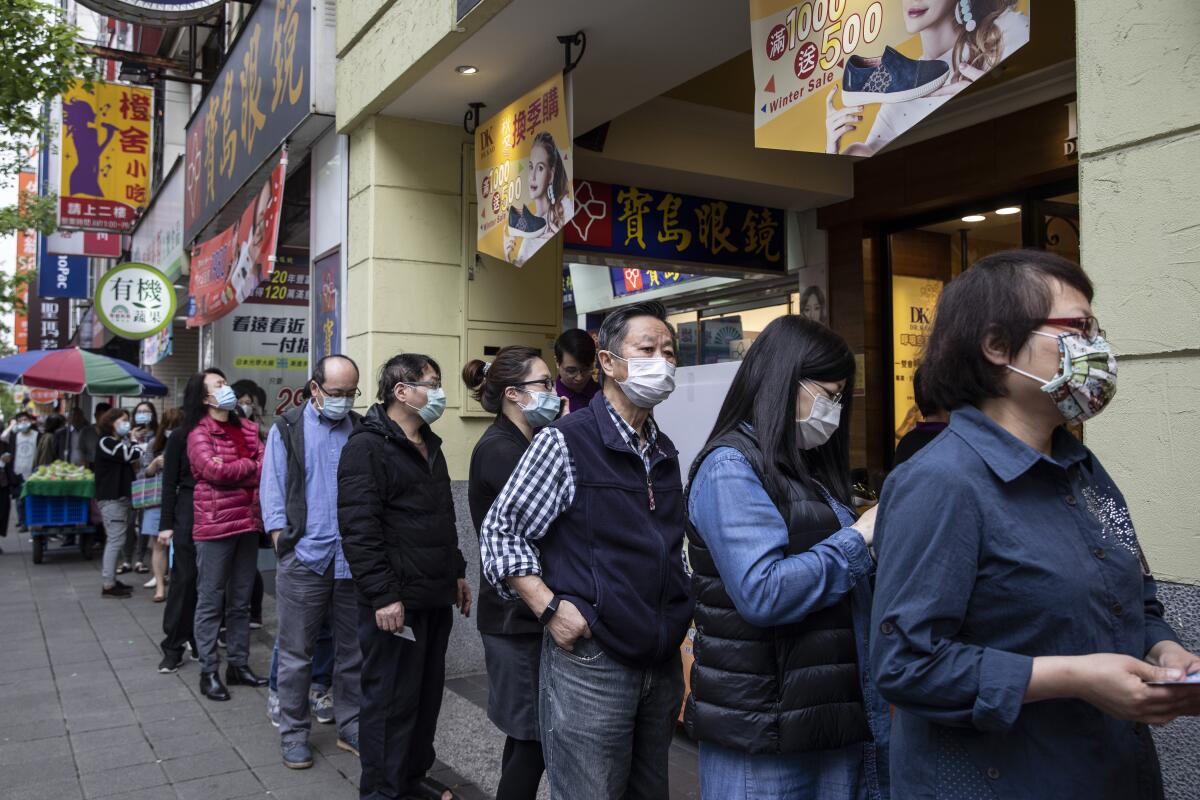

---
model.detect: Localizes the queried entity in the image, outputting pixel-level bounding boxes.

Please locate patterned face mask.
[1008,332,1118,422]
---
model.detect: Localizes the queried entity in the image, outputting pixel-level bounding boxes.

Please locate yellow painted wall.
[1077,1,1200,585]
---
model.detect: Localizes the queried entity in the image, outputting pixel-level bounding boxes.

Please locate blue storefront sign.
[565,180,787,273]
[38,237,88,299]
[609,268,703,298]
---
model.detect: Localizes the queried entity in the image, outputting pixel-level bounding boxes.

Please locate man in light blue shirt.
[261,355,363,770]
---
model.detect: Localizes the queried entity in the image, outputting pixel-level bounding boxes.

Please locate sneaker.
[143,576,157,589]
[102,584,133,599]
[310,687,334,724]
[507,204,547,238]
[158,652,184,673]
[217,628,227,649]
[115,562,132,575]
[249,617,263,630]
[267,688,281,728]
[281,740,313,770]
[133,562,149,574]
[335,731,359,758]
[186,641,200,661]
[841,46,950,105]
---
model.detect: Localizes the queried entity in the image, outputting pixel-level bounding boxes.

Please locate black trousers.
[0,486,11,537]
[160,492,197,657]
[357,604,452,800]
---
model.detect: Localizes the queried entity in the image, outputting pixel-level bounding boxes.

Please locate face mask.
[517,389,561,428]
[1008,332,1118,422]
[15,422,30,433]
[134,412,152,426]
[115,421,131,437]
[211,385,238,411]
[318,394,353,422]
[795,382,843,450]
[403,385,446,425]
[605,352,676,408]
[238,403,255,419]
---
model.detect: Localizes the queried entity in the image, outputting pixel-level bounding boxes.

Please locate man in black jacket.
[338,353,471,800]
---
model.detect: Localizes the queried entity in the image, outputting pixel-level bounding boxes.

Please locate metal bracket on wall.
[463,102,485,136]
[557,31,586,74]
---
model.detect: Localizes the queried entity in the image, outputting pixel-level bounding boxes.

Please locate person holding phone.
[871,251,1200,799]
[121,401,158,575]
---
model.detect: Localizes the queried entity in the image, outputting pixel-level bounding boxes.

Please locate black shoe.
[225,664,268,687]
[200,671,230,701]
[113,578,131,590]
[158,652,184,674]
[507,204,547,237]
[101,584,133,599]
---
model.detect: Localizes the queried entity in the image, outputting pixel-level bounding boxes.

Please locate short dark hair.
[554,329,596,367]
[596,301,675,385]
[231,379,266,408]
[377,353,441,406]
[462,346,542,414]
[43,413,66,434]
[920,249,1095,412]
[93,402,111,421]
[97,407,129,437]
[14,411,33,422]
[313,355,360,387]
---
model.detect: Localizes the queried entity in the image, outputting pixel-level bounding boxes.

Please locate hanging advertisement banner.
[565,180,787,273]
[38,238,89,299]
[45,229,121,258]
[132,158,188,281]
[750,0,1030,156]
[187,150,286,327]
[75,0,224,25]
[59,80,153,231]
[311,249,341,364]
[892,274,943,444]
[475,72,574,268]
[142,326,174,366]
[14,170,38,352]
[184,0,315,243]
[94,262,178,340]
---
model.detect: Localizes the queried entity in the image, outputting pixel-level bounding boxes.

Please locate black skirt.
[480,631,542,741]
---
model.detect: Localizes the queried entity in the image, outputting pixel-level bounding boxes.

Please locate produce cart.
[21,462,97,564]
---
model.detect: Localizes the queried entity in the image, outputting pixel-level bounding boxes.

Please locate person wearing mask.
[685,316,889,799]
[481,301,693,799]
[871,251,1200,799]
[892,369,949,467]
[158,372,218,673]
[464,346,563,800]
[120,401,158,575]
[0,428,13,552]
[552,328,599,413]
[140,408,179,602]
[231,378,268,628]
[95,408,143,598]
[338,353,472,800]
[35,413,67,466]
[261,355,364,769]
[79,402,111,469]
[188,369,268,701]
[9,412,41,531]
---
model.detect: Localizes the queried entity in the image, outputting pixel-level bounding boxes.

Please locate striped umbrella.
[0,348,167,396]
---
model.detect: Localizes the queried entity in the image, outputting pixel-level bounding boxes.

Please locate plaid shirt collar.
[602,395,658,458]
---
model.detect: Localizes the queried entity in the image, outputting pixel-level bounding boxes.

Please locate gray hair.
[596,300,676,385]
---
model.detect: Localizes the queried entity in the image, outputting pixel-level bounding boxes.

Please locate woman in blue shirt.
[871,250,1200,799]
[686,316,890,800]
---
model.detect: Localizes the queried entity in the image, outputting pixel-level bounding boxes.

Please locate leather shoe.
[200,671,230,701]
[226,664,268,687]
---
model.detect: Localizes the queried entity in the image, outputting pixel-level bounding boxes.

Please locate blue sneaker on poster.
[841,46,950,105]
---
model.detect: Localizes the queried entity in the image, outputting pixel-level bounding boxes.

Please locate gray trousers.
[98,499,131,585]
[275,550,362,743]
[194,533,258,673]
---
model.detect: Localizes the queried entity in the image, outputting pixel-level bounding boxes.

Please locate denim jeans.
[540,632,683,800]
[699,741,867,800]
[270,617,335,691]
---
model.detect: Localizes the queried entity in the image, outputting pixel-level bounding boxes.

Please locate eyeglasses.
[402,379,442,391]
[514,378,554,393]
[802,381,843,405]
[317,383,361,400]
[559,367,590,379]
[1042,316,1104,339]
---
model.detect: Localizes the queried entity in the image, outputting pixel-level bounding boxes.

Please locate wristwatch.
[539,595,561,626]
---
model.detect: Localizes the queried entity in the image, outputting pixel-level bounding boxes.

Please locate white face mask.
[795,382,842,450]
[604,351,676,408]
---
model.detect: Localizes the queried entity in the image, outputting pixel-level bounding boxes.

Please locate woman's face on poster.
[903,0,955,34]
[802,294,824,322]
[528,145,553,202]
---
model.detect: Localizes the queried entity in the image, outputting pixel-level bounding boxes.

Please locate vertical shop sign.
[94,263,178,340]
[184,0,312,243]
[38,238,89,299]
[750,1,1030,156]
[311,249,340,363]
[27,285,71,351]
[892,274,942,444]
[14,169,37,352]
[475,72,574,268]
[188,150,286,327]
[58,80,153,231]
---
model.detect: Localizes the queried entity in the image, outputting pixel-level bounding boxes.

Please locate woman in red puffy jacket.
[185,368,269,702]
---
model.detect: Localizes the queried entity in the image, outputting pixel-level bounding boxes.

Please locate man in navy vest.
[481,301,694,800]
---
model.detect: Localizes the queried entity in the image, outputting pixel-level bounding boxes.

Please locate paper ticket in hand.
[391,626,416,642]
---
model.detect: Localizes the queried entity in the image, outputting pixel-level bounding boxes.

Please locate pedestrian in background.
[8,411,40,530]
[892,369,949,467]
[685,316,889,799]
[552,328,598,413]
[66,407,90,467]
[120,400,158,575]
[262,355,363,770]
[95,407,143,599]
[141,408,179,602]
[35,413,67,466]
[482,301,692,800]
[188,369,268,701]
[339,353,471,800]
[872,251,1200,799]
[464,346,563,800]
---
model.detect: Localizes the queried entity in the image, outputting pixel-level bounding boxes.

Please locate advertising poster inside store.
[892,274,943,444]
[311,249,341,364]
[187,150,286,327]
[751,0,1030,156]
[58,80,153,231]
[212,252,310,426]
[475,72,574,268]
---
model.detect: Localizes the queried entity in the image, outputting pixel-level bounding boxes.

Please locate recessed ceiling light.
[994,206,1020,215]
[455,65,479,75]
[961,214,986,223]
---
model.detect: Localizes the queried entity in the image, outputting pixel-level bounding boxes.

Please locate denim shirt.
[688,449,891,799]
[871,404,1179,799]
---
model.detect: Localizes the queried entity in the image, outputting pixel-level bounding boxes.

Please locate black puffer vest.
[684,426,869,754]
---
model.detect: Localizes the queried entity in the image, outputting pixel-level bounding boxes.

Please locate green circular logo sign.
[94,262,177,340]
